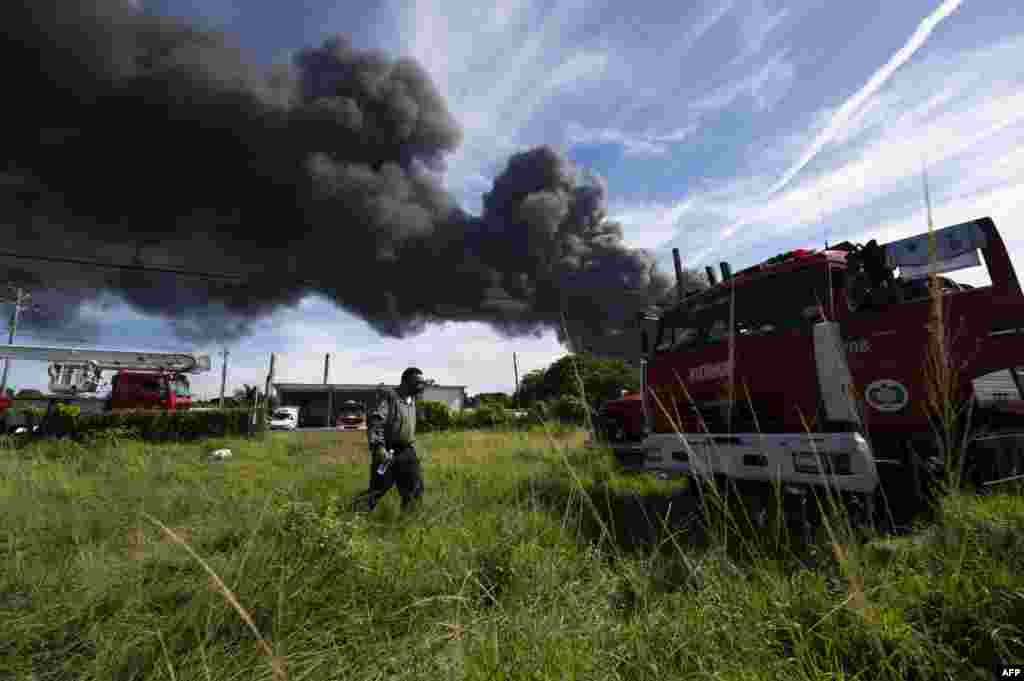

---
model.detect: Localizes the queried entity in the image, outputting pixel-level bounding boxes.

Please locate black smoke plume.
[1,0,701,357]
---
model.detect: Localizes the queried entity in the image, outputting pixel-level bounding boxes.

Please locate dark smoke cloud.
[1,0,701,358]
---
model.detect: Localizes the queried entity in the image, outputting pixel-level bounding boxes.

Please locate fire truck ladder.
[0,345,212,395]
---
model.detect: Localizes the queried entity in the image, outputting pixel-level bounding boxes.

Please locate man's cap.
[401,367,424,383]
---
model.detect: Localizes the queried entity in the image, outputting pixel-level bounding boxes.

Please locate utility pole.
[0,287,38,395]
[261,352,276,425]
[324,353,332,427]
[218,348,229,408]
[512,352,520,405]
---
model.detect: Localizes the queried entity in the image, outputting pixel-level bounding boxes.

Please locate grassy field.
[2,425,1024,680]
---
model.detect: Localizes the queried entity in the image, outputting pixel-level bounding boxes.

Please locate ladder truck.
[0,345,211,433]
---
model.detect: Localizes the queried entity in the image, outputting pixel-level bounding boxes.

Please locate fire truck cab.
[108,371,194,411]
[630,216,1024,515]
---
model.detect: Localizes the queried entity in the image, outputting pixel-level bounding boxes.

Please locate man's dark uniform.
[364,383,424,511]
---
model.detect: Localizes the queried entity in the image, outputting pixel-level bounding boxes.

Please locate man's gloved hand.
[377,448,395,475]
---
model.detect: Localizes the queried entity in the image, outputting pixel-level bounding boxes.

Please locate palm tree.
[232,385,261,403]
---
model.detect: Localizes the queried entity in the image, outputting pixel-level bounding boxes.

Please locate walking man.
[361,367,427,512]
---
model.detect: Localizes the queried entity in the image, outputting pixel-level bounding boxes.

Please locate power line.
[0,248,311,284]
[0,249,659,301]
[3,332,103,346]
[0,250,665,327]
[12,334,206,353]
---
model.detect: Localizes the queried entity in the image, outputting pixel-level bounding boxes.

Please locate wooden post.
[262,353,276,427]
[512,352,520,408]
[324,353,332,427]
[218,348,229,409]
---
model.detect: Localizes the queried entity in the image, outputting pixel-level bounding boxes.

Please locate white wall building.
[273,381,468,427]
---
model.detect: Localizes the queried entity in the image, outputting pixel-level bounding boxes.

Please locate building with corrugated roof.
[272,382,467,428]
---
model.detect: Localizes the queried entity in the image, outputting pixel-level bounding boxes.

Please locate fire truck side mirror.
[641,330,649,355]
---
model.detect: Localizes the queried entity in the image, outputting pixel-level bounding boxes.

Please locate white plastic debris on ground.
[208,448,232,460]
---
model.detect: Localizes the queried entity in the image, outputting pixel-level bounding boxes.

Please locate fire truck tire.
[964,429,1024,490]
[599,414,628,443]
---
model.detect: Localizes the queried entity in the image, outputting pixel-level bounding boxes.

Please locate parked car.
[336,400,367,430]
[270,406,300,431]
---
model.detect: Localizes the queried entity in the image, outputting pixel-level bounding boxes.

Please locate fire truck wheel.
[601,415,626,443]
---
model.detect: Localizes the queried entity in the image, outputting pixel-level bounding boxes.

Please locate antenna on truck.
[921,154,935,232]
[672,248,685,303]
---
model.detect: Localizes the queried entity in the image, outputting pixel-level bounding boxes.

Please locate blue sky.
[5,0,1024,399]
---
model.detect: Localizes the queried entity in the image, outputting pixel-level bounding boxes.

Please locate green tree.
[529,353,640,412]
[470,403,507,429]
[508,262,707,410]
[475,392,512,409]
[418,400,453,432]
[516,369,547,406]
[15,388,45,399]
[233,385,260,402]
[551,394,589,425]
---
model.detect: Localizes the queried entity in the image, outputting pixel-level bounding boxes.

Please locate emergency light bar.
[885,218,988,280]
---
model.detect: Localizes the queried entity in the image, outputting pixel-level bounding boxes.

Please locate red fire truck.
[0,345,211,432]
[601,216,1024,516]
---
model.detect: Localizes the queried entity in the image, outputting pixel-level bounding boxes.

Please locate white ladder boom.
[0,345,211,373]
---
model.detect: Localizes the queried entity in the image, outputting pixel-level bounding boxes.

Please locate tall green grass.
[2,416,1022,680]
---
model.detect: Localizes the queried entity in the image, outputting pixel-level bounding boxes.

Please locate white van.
[269,406,300,431]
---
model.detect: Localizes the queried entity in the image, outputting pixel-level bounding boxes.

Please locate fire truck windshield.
[173,376,191,398]
[653,264,831,352]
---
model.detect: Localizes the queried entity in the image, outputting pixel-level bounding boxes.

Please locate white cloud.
[397,0,792,204]
[733,87,1024,242]
[658,32,1024,278]
[167,293,570,400]
[565,121,698,156]
[733,0,788,63]
[692,50,795,112]
[764,0,965,196]
[400,0,614,196]
[689,0,736,47]
[666,0,982,261]
[609,199,694,250]
[543,50,610,92]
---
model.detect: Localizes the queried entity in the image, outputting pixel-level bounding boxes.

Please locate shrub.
[14,389,45,399]
[78,425,142,449]
[55,403,81,418]
[40,408,256,443]
[418,400,453,432]
[470,403,508,429]
[44,403,82,438]
[274,496,371,558]
[450,409,472,430]
[528,400,550,425]
[551,394,589,425]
